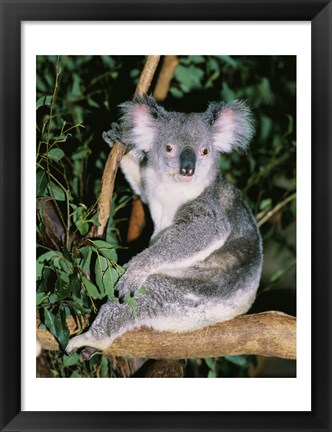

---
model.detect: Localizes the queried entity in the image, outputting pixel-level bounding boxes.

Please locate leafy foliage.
[36,55,296,377]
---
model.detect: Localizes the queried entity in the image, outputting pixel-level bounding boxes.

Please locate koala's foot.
[81,346,101,360]
[65,331,110,354]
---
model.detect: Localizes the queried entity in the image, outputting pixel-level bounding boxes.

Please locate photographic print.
[36,54,297,379]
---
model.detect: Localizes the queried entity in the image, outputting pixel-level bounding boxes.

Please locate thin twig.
[257,192,296,227]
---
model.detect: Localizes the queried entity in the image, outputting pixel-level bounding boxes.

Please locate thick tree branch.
[37,311,296,360]
[88,55,161,238]
[153,55,179,101]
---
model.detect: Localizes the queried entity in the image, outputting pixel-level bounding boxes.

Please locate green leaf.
[87,98,100,108]
[100,355,109,378]
[290,198,296,216]
[44,308,57,337]
[135,285,148,298]
[71,73,82,98]
[270,269,284,283]
[188,55,205,64]
[221,82,236,102]
[63,352,80,368]
[82,275,102,299]
[69,274,81,297]
[58,270,70,284]
[224,355,248,367]
[101,55,116,69]
[257,77,275,105]
[36,292,47,305]
[48,148,65,161]
[95,255,108,297]
[104,267,119,301]
[49,293,58,304]
[204,357,215,369]
[259,115,273,141]
[36,251,60,279]
[79,246,93,274]
[71,146,91,161]
[39,267,52,292]
[48,182,66,201]
[73,205,89,236]
[259,198,272,211]
[284,114,294,137]
[90,240,117,261]
[54,276,71,301]
[174,65,204,93]
[124,295,138,317]
[219,55,238,68]
[130,68,140,79]
[36,95,53,110]
[207,57,220,73]
[169,87,184,98]
[36,170,48,196]
[54,308,70,348]
[55,134,70,144]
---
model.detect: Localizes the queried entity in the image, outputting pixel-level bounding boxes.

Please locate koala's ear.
[119,96,166,152]
[204,100,254,153]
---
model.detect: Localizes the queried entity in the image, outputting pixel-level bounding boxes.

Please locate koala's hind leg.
[66,274,247,354]
[66,275,203,353]
[66,300,138,354]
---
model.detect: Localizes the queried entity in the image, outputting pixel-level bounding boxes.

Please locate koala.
[66,96,263,355]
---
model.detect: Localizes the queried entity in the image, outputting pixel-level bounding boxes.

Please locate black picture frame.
[1,1,331,431]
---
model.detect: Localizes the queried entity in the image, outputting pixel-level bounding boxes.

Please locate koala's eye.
[165,144,173,153]
[201,148,209,156]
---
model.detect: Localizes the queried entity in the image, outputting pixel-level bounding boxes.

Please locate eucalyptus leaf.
[82,275,102,299]
[36,292,47,305]
[36,170,48,196]
[63,352,80,368]
[48,182,66,201]
[104,267,119,301]
[48,148,65,161]
[100,355,109,378]
[54,308,70,348]
[224,355,248,367]
[79,246,93,274]
[44,308,57,337]
[36,251,60,279]
[124,294,138,317]
[36,95,53,109]
[95,255,108,297]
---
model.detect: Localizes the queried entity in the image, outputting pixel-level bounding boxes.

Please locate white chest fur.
[142,167,208,239]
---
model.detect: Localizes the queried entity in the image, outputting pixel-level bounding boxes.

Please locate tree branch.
[256,192,296,228]
[37,311,296,360]
[88,55,161,239]
[153,55,179,102]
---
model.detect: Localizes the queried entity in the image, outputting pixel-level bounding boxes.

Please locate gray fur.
[66,97,262,354]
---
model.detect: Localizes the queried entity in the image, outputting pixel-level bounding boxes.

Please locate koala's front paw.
[115,267,146,300]
[102,122,123,147]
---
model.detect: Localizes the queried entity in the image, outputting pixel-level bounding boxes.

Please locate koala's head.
[119,96,254,184]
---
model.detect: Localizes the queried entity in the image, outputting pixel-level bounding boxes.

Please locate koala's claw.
[115,272,144,300]
[102,122,123,147]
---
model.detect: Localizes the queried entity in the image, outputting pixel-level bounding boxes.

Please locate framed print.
[1,0,331,431]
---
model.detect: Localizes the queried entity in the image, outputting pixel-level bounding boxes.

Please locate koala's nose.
[179,147,196,177]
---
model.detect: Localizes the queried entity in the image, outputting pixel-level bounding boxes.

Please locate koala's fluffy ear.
[204,100,254,153]
[119,96,167,152]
